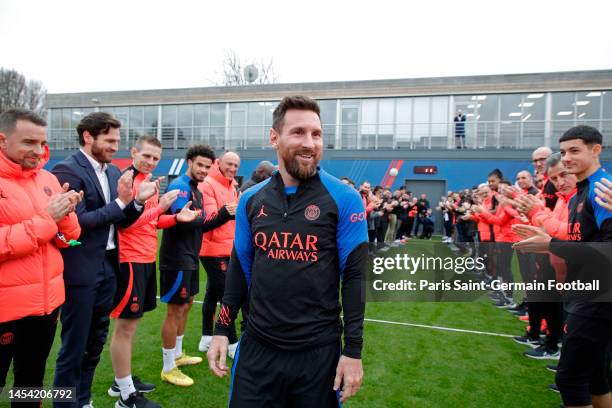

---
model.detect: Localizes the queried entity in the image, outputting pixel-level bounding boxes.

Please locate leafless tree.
[0,68,47,115]
[212,50,279,86]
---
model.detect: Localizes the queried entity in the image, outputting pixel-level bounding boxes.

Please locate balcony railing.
[46,119,612,151]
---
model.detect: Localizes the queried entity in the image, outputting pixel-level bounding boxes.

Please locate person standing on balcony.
[454,110,466,149]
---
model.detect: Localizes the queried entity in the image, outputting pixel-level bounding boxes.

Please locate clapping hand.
[117,170,134,205]
[176,201,198,223]
[137,175,163,203]
[595,178,612,212]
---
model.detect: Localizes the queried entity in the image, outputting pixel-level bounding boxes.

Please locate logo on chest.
[253,231,319,262]
[568,222,582,241]
[44,186,53,196]
[305,204,320,221]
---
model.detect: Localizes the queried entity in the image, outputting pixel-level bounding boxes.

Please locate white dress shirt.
[80,149,127,250]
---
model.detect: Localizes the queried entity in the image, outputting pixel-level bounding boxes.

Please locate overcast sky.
[2,0,611,94]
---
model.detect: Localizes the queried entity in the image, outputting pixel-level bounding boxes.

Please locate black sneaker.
[546,364,558,373]
[513,335,541,348]
[510,309,528,317]
[495,298,515,308]
[108,377,156,398]
[508,301,527,312]
[548,383,560,394]
[115,392,160,408]
[524,345,560,360]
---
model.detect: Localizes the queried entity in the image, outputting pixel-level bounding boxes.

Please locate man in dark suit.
[51,112,157,408]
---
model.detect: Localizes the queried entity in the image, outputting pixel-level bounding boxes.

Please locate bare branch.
[0,67,47,116]
[212,50,279,86]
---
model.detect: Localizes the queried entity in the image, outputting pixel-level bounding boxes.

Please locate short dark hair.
[340,176,355,186]
[77,112,121,146]
[272,95,320,132]
[545,152,562,173]
[0,108,47,134]
[488,168,504,180]
[559,125,603,146]
[186,144,215,162]
[499,179,512,186]
[134,134,162,150]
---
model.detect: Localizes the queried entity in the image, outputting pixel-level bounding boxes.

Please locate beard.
[281,148,319,181]
[91,141,112,163]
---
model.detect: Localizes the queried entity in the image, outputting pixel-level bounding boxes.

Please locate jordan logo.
[257,205,268,218]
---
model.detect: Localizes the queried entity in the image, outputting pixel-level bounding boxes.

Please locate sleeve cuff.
[342,342,362,359]
[214,324,231,337]
[115,198,127,210]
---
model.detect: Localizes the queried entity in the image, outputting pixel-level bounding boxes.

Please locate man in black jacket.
[158,145,235,387]
[514,125,612,408]
[52,112,157,408]
[207,96,368,407]
[239,160,275,192]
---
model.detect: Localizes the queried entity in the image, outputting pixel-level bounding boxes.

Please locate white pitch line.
[158,297,515,339]
[364,318,515,338]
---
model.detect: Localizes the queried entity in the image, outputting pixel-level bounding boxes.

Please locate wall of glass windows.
[47,90,612,150]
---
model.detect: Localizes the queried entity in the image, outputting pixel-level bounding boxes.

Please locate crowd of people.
[0,98,611,408]
[0,96,369,408]
[343,127,612,408]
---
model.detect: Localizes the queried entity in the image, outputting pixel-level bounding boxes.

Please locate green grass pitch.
[7,238,562,407]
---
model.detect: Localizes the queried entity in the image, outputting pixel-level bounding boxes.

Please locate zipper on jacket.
[30,177,50,314]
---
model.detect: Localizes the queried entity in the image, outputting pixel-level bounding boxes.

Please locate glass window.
[499,94,523,148]
[430,97,448,147]
[474,95,498,148]
[318,99,336,148]
[162,105,177,127]
[246,102,266,148]
[229,110,246,149]
[377,99,394,148]
[112,107,129,129]
[519,94,545,148]
[177,105,193,148]
[396,98,412,148]
[178,105,193,127]
[210,104,226,150]
[51,109,62,129]
[161,105,177,148]
[144,106,158,128]
[552,92,576,142]
[603,91,612,118]
[193,104,209,144]
[360,99,377,149]
[601,91,612,146]
[478,95,499,121]
[194,104,209,127]
[210,104,225,126]
[129,106,143,129]
[575,91,601,125]
[143,106,158,137]
[413,97,430,144]
[340,100,359,149]
[264,102,276,130]
[61,108,71,129]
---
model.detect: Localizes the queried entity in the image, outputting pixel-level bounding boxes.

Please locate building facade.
[46,70,612,191]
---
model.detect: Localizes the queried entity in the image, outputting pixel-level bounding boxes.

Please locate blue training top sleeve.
[336,188,369,274]
[590,171,612,229]
[234,190,254,286]
[168,176,191,214]
[319,170,368,274]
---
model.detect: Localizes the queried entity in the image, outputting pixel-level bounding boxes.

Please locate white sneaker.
[82,401,94,408]
[198,335,213,352]
[228,342,239,359]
